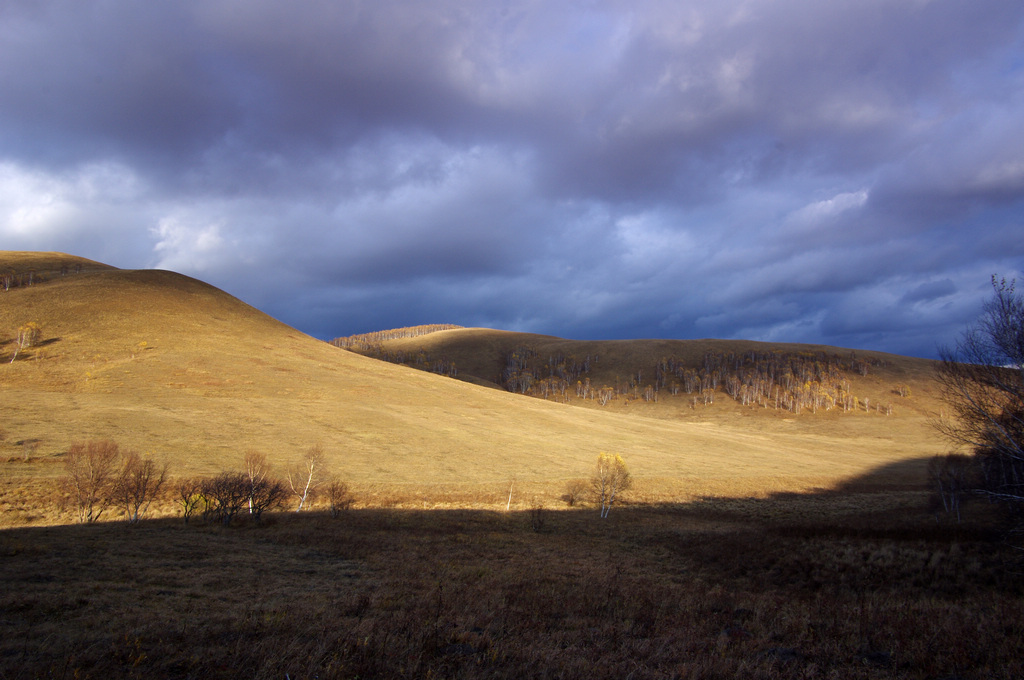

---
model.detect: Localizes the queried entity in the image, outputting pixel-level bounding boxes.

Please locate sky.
[1,0,1023,359]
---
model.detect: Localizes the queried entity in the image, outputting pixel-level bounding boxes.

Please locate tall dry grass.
[0,489,1020,679]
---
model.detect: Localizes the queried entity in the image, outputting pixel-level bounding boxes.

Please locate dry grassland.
[0,252,1019,679]
[0,252,946,520]
[0,494,1020,679]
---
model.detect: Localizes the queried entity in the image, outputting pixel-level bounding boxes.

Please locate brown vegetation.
[0,251,948,510]
[61,439,122,523]
[935,278,1024,512]
[3,250,999,677]
[111,450,168,524]
[0,490,1020,679]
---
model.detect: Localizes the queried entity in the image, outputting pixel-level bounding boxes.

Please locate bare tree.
[240,450,287,522]
[112,451,168,523]
[325,478,354,518]
[243,450,269,514]
[250,477,287,523]
[935,277,1024,515]
[177,477,205,524]
[201,472,250,526]
[591,452,632,518]
[63,440,122,523]
[288,445,326,512]
[928,454,976,522]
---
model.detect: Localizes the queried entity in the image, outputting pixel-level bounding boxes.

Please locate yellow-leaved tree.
[592,452,632,518]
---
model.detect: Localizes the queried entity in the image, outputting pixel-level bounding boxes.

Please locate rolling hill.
[0,251,947,522]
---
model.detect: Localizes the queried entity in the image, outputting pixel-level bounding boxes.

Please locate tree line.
[333,331,895,417]
[331,325,463,378]
[330,324,463,349]
[58,438,635,524]
[1,263,86,291]
[59,440,353,526]
[499,346,597,399]
[495,345,889,416]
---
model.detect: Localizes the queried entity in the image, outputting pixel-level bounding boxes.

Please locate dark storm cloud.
[1,0,1023,358]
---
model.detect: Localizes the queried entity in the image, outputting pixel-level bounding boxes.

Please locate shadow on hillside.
[829,456,932,493]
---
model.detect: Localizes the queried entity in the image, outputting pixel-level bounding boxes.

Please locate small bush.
[563,479,587,507]
[326,479,354,518]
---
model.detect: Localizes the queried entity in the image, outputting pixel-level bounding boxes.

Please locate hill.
[335,326,946,475]
[0,252,946,524]
[335,325,940,415]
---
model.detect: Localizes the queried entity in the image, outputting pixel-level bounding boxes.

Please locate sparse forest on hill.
[335,326,919,419]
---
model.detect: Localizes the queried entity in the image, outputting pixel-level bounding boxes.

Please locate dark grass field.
[1,490,1021,679]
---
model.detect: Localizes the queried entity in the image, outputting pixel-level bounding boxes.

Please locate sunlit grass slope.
[339,326,949,488]
[1,252,945,508]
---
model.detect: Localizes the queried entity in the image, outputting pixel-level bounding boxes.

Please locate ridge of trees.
[499,346,889,415]
[330,324,464,349]
[1,262,87,291]
[340,332,895,416]
[331,325,464,377]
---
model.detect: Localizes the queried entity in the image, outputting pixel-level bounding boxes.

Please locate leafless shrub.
[176,477,205,524]
[112,451,168,524]
[563,479,587,507]
[201,472,250,526]
[62,439,121,523]
[326,479,354,518]
[249,476,287,523]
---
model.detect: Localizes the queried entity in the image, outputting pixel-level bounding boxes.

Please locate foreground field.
[0,489,1019,679]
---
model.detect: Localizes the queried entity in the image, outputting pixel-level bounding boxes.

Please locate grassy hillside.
[0,252,947,525]
[338,326,941,415]
[336,326,947,481]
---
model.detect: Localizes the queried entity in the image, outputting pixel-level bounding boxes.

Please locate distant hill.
[332,326,942,421]
[0,252,946,524]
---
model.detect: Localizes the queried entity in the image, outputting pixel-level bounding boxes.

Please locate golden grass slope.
[337,327,949,489]
[0,252,945,505]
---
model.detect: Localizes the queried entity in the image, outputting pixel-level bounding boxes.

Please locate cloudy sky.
[2,0,1022,358]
